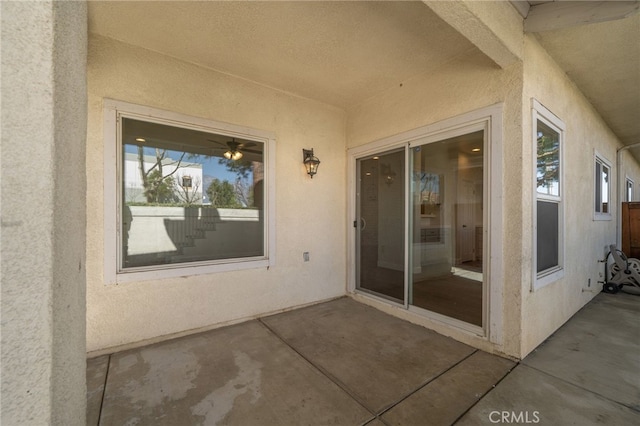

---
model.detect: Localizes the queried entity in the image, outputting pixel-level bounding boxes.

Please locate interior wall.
[346,48,524,358]
[86,35,347,353]
[520,34,640,356]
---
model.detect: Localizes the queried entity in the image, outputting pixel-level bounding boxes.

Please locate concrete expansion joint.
[87,295,637,424]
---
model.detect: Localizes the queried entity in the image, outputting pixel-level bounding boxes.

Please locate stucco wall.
[1,2,87,424]
[520,35,640,356]
[347,48,525,358]
[86,36,347,353]
[346,29,640,361]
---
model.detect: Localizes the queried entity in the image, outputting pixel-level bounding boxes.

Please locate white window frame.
[626,176,634,202]
[532,99,565,290]
[594,152,613,220]
[103,99,276,284]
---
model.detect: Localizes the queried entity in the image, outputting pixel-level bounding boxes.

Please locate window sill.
[533,267,564,291]
[593,213,612,221]
[108,258,273,284]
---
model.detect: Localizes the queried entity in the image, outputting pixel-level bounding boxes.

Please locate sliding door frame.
[347,104,503,344]
[354,148,408,307]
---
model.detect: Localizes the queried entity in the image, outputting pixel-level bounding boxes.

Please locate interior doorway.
[456,179,476,264]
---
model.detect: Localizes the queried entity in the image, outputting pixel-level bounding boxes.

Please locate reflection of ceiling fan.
[208,138,260,161]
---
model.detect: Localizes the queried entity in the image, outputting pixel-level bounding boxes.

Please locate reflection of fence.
[125,206,261,259]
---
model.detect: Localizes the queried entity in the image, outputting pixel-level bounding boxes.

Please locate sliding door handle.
[354,218,367,230]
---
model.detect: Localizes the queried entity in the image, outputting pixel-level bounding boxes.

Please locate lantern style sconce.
[381,163,396,185]
[303,148,320,178]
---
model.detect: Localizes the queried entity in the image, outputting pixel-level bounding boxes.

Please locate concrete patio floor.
[87,292,639,425]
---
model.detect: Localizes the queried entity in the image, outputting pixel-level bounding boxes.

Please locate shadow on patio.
[87,293,639,425]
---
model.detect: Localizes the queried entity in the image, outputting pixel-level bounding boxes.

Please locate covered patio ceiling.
[516,0,640,151]
[88,1,479,109]
[89,0,639,151]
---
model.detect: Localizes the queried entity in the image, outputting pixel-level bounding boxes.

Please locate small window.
[104,100,275,283]
[626,178,634,202]
[594,154,612,220]
[532,100,564,289]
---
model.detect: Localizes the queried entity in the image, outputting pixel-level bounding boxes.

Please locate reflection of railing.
[167,207,219,249]
[125,206,261,257]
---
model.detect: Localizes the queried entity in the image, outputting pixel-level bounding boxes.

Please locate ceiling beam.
[525,1,640,33]
[423,0,524,69]
[510,1,531,18]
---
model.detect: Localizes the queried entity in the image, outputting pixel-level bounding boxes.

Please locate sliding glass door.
[409,131,484,326]
[354,129,485,328]
[355,149,405,303]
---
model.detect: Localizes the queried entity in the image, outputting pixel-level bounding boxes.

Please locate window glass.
[121,117,265,270]
[595,157,611,216]
[536,120,560,197]
[410,130,485,326]
[627,179,634,202]
[533,100,564,287]
[601,163,609,213]
[595,161,602,212]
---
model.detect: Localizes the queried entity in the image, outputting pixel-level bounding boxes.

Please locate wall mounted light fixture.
[303,148,320,178]
[381,163,396,185]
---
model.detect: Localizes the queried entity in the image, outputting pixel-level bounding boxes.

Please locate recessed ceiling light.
[136,137,146,142]
[472,148,481,152]
[372,156,379,160]
[366,172,372,176]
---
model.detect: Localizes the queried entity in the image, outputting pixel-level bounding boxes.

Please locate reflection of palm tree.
[416,172,440,204]
[122,205,132,258]
[537,133,560,191]
[144,170,177,203]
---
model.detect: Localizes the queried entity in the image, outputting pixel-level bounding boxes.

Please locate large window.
[104,100,275,283]
[533,100,564,289]
[594,154,612,219]
[627,178,634,202]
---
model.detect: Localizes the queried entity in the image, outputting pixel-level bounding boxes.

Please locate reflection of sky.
[125,145,245,183]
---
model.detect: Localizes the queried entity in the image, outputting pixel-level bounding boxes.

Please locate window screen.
[537,200,559,273]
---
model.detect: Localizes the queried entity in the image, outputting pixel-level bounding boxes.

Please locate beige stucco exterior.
[86,35,348,353]
[347,30,639,361]
[424,0,524,68]
[3,1,638,422]
[1,2,87,424]
[519,34,635,355]
[85,14,639,360]
[346,49,524,358]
